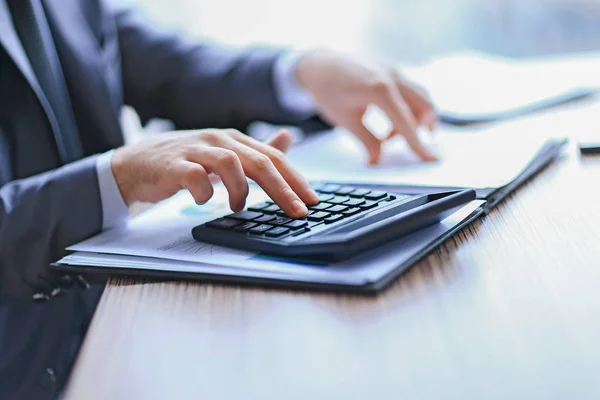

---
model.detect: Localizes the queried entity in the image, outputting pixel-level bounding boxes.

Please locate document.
[402,51,600,123]
[66,185,335,277]
[59,183,485,285]
[255,87,597,191]
[68,187,261,266]
[286,109,564,189]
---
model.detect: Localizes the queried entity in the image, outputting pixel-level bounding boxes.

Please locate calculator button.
[285,220,308,230]
[318,193,334,202]
[324,214,344,224]
[308,202,333,211]
[226,211,263,221]
[265,227,290,237]
[359,200,378,210]
[306,220,324,228]
[249,224,274,235]
[364,191,387,200]
[335,186,355,195]
[307,211,330,221]
[206,218,241,230]
[247,201,271,212]
[342,207,361,217]
[349,189,371,198]
[327,204,348,213]
[271,216,292,225]
[292,227,310,236]
[261,204,281,214]
[344,198,365,207]
[254,214,277,223]
[233,222,258,232]
[327,196,348,205]
[317,184,341,194]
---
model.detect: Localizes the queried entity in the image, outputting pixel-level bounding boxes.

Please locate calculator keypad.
[202,185,410,241]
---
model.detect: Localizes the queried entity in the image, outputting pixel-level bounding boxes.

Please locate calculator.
[192,184,476,260]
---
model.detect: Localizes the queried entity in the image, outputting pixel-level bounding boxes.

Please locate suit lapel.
[0,0,37,89]
[0,0,64,155]
[43,0,123,147]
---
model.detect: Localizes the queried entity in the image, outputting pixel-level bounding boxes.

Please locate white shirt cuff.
[96,150,130,229]
[273,51,317,118]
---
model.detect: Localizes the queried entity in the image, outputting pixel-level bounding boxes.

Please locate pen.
[579,143,600,155]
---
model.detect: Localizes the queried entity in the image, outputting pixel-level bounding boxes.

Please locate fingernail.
[424,151,438,162]
[369,153,381,165]
[292,199,308,216]
[232,200,246,212]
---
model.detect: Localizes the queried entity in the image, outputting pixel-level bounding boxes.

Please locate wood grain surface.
[63,106,600,399]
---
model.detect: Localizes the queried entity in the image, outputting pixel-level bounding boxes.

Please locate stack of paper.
[56,183,484,288]
[56,103,570,288]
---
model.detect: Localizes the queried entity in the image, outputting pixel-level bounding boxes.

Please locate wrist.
[274,51,317,116]
[294,50,328,95]
[111,147,135,207]
[294,51,313,94]
[96,150,130,229]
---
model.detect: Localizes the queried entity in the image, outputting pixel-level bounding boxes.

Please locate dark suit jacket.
[0,0,319,298]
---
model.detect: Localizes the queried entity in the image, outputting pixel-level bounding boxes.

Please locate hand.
[295,51,438,164]
[111,129,319,218]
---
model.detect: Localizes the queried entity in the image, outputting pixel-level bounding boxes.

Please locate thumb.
[266,129,294,153]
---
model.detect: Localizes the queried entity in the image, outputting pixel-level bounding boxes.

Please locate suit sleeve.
[0,156,103,298]
[111,6,310,132]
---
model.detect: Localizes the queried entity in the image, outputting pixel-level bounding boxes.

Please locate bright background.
[132,0,600,64]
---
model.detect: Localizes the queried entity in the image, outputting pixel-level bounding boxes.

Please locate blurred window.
[131,0,600,63]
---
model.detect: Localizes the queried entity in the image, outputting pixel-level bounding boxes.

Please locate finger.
[421,110,437,132]
[175,162,215,205]
[390,69,438,130]
[187,147,249,212]
[385,129,396,141]
[226,130,319,206]
[266,129,294,153]
[225,141,310,218]
[344,119,382,165]
[398,81,437,130]
[370,80,436,161]
[384,128,437,162]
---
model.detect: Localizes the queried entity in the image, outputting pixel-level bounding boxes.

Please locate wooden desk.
[63,113,600,399]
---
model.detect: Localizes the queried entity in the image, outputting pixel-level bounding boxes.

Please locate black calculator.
[192,184,476,260]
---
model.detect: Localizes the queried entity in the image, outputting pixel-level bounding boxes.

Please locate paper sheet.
[68,186,267,266]
[60,199,485,285]
[402,51,600,120]
[286,112,561,189]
